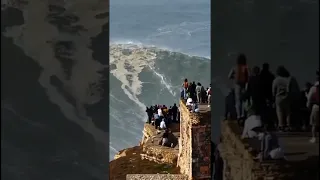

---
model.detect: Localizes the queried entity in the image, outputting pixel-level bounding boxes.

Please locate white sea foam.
[148,65,177,96]
[2,0,109,149]
[150,21,210,39]
[110,44,158,121]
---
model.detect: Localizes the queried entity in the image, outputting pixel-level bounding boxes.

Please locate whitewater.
[109,0,211,159]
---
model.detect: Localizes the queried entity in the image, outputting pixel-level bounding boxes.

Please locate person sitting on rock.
[186,97,193,106]
[191,102,200,113]
[241,116,262,139]
[241,106,262,139]
[251,126,285,161]
[159,129,170,147]
[160,118,167,130]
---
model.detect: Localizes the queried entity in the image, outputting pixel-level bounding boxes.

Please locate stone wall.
[126,174,187,180]
[219,120,319,180]
[140,124,179,164]
[178,100,211,180]
[178,100,192,178]
[191,125,211,179]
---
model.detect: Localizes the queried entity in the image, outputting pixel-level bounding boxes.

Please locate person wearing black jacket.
[171,103,178,122]
[259,63,275,129]
[146,106,153,123]
[260,63,275,104]
[246,66,264,121]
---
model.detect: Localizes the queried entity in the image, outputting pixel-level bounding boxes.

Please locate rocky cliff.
[109,100,212,180]
[109,124,181,180]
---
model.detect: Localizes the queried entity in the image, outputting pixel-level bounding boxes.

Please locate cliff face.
[109,123,181,180]
[110,100,212,180]
[178,100,212,180]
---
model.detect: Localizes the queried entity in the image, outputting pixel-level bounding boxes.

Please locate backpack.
[208,88,212,95]
[235,65,248,84]
[183,82,189,89]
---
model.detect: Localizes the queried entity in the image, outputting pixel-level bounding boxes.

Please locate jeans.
[182,88,187,99]
[234,83,246,119]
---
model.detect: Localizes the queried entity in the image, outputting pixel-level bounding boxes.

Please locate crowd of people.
[181,79,212,108]
[145,104,180,147]
[225,53,319,161]
[146,104,179,126]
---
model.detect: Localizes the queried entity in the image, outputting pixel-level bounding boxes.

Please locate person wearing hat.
[306,70,319,143]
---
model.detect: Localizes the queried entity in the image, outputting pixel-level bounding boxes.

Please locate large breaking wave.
[109,43,210,158]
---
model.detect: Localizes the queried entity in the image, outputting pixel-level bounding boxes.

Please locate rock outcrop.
[109,100,212,180]
[178,100,211,180]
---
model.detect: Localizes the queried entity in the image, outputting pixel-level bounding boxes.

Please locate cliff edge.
[109,123,181,180]
[109,100,212,180]
[219,120,319,180]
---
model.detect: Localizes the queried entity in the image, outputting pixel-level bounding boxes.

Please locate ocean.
[2,0,109,179]
[110,0,319,160]
[1,0,318,179]
[109,0,211,159]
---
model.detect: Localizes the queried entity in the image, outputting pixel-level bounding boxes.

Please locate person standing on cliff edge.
[146,106,153,124]
[196,82,202,103]
[182,79,189,99]
[306,70,319,143]
[172,103,178,122]
[207,84,212,107]
[228,53,249,121]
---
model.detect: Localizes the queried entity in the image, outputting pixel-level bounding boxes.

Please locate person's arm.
[228,68,235,79]
[272,78,277,97]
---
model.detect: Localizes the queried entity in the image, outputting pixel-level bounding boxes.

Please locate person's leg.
[181,89,184,99]
[197,92,201,103]
[285,103,292,130]
[234,84,242,119]
[309,104,319,143]
[207,94,211,107]
[276,103,284,131]
[239,86,246,118]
